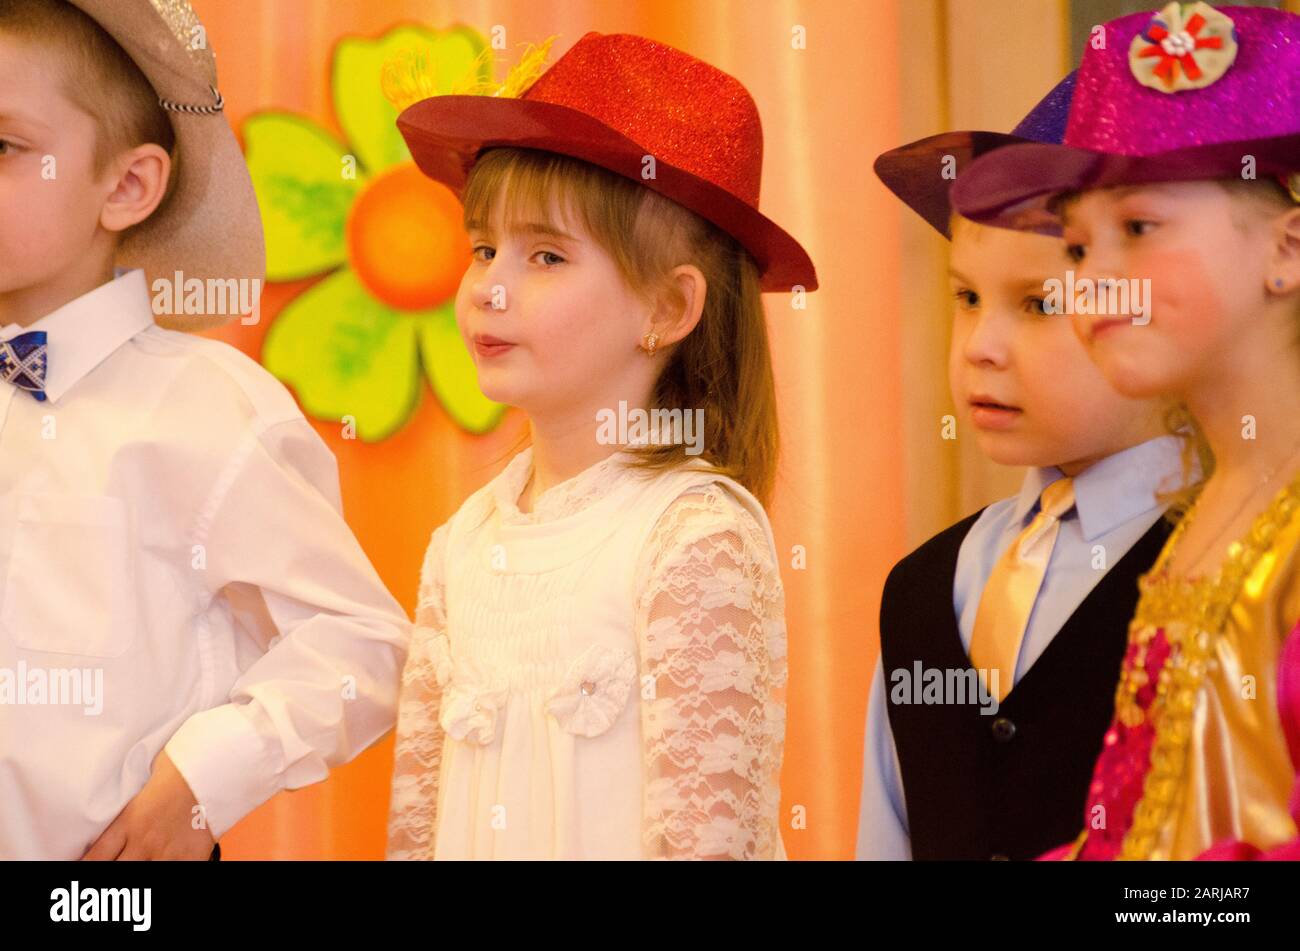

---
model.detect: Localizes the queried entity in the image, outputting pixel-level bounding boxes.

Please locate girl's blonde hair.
[462,147,780,506]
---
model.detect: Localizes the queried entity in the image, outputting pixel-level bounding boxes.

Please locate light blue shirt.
[855,435,1186,859]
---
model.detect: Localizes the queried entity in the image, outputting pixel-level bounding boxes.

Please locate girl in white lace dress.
[383,32,818,860]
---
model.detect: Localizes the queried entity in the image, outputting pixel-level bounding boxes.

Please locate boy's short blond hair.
[0,0,175,177]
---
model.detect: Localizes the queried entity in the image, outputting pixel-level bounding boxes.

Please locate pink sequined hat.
[951,3,1300,233]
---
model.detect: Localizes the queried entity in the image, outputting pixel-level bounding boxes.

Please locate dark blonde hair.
[0,0,175,176]
[461,147,780,506]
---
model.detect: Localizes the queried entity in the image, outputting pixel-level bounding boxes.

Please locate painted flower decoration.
[439,655,509,745]
[546,644,638,738]
[1129,2,1237,93]
[243,25,506,440]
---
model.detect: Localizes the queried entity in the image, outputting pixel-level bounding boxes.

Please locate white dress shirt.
[0,270,411,858]
[855,435,1186,859]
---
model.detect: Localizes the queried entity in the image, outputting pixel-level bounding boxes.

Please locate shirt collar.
[1010,434,1190,542]
[5,269,155,403]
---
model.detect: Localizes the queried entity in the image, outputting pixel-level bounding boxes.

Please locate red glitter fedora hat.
[390,32,817,292]
[951,3,1300,234]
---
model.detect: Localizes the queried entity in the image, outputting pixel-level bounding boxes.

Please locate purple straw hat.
[873,72,1076,237]
[951,3,1300,234]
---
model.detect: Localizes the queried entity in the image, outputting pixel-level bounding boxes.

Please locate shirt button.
[991,717,1016,742]
[580,680,597,696]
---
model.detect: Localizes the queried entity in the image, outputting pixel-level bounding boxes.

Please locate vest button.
[991,717,1016,742]
[990,853,1010,861]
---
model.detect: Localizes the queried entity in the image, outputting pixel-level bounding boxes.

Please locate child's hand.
[81,751,216,860]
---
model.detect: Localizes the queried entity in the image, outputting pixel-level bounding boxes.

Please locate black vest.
[880,508,1172,860]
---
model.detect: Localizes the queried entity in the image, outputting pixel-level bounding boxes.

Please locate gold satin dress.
[1068,471,1300,860]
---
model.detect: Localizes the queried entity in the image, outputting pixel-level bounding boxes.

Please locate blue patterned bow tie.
[0,331,48,401]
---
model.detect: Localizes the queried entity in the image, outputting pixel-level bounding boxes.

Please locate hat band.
[160,85,225,116]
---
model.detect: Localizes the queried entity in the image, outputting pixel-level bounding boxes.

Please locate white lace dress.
[386,448,788,859]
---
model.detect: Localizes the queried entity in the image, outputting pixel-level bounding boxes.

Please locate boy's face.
[0,31,113,316]
[457,188,656,419]
[947,219,1162,471]
[1060,180,1274,399]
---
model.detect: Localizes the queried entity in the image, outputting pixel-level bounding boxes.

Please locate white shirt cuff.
[164,702,283,840]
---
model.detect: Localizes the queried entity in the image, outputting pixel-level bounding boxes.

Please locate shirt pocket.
[2,494,136,657]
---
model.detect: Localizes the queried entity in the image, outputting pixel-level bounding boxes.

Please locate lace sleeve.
[386,522,452,860]
[635,483,788,860]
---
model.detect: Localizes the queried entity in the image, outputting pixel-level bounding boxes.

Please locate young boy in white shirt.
[0,0,411,859]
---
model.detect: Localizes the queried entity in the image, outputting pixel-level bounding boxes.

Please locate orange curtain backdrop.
[191,0,896,860]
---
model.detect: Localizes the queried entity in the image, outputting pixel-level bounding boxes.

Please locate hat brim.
[396,96,817,292]
[119,111,265,330]
[68,0,265,330]
[873,130,1041,238]
[951,135,1300,235]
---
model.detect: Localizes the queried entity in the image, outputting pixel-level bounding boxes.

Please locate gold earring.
[641,331,660,355]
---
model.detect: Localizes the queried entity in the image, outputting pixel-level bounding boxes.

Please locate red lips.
[473,334,516,358]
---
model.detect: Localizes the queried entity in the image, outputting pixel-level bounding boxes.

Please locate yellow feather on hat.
[381,35,557,113]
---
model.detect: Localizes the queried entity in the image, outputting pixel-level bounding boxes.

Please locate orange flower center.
[347,162,469,312]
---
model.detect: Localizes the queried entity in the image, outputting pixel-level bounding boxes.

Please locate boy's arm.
[161,417,411,843]
[855,662,912,859]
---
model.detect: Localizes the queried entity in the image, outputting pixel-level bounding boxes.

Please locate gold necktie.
[968,477,1076,702]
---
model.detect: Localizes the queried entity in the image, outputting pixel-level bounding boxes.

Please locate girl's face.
[947,219,1165,471]
[1060,180,1276,400]
[456,189,657,420]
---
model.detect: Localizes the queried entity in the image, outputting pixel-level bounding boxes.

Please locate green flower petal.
[418,300,506,434]
[263,269,421,442]
[333,25,488,176]
[243,113,365,281]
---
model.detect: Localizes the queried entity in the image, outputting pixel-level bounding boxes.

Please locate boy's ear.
[650,264,708,348]
[99,144,171,235]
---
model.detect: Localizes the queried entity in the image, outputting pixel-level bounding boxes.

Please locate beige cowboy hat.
[67,0,264,330]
